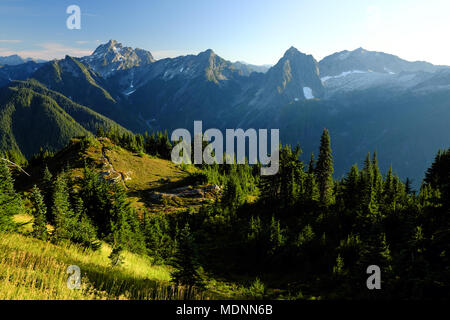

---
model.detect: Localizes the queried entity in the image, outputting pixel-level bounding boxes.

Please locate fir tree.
[384,166,395,205]
[71,193,99,249]
[308,153,315,174]
[169,223,204,289]
[372,151,383,201]
[0,161,22,231]
[30,185,48,240]
[315,129,334,206]
[108,184,145,253]
[405,178,415,196]
[41,165,53,222]
[269,216,285,254]
[52,173,74,241]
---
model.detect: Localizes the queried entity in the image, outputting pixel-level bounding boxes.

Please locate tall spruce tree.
[0,161,22,231]
[316,129,334,206]
[169,223,204,289]
[52,173,74,241]
[41,165,53,222]
[343,164,360,210]
[108,184,145,253]
[30,185,48,240]
[372,151,383,201]
[308,153,316,174]
[71,193,99,249]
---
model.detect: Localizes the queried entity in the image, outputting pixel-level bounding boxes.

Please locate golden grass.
[103,144,186,192]
[0,233,208,300]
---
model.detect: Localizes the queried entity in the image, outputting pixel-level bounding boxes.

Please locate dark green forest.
[1,128,449,300]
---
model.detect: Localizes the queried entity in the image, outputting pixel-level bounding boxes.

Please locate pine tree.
[221,173,245,211]
[278,145,303,208]
[344,164,360,208]
[79,165,109,236]
[303,172,319,203]
[30,185,48,240]
[52,173,74,241]
[108,184,145,253]
[269,216,285,254]
[360,153,379,221]
[41,165,53,222]
[315,129,334,206]
[71,193,99,249]
[384,166,395,205]
[372,151,383,201]
[405,178,415,196]
[0,161,22,231]
[308,153,315,174]
[169,223,204,289]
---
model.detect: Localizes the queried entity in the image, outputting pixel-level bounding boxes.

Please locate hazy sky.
[1,0,449,65]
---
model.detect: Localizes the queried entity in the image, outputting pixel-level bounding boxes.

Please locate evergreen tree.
[221,173,245,211]
[52,173,74,241]
[41,165,53,221]
[269,216,285,254]
[315,129,334,206]
[79,165,109,236]
[108,184,145,253]
[0,161,22,231]
[278,145,304,208]
[372,151,384,201]
[405,178,415,196]
[30,185,48,240]
[343,164,360,210]
[384,166,395,205]
[308,153,315,174]
[71,193,99,249]
[169,223,204,289]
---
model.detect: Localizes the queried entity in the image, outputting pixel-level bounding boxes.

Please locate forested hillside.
[0,80,128,159]
[1,129,448,299]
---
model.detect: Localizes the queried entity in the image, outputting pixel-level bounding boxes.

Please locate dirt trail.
[100,141,130,189]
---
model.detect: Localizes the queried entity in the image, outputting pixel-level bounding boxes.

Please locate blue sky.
[1,0,449,65]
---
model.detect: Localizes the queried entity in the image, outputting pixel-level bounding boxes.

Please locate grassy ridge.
[0,232,214,300]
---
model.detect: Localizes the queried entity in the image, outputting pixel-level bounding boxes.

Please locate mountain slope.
[31,56,145,131]
[319,47,444,77]
[124,48,250,130]
[0,80,128,157]
[32,56,116,113]
[0,61,43,88]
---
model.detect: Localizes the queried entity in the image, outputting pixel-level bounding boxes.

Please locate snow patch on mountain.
[321,70,367,83]
[384,67,395,75]
[303,87,314,99]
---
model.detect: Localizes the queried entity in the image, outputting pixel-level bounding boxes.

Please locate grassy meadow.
[0,232,212,300]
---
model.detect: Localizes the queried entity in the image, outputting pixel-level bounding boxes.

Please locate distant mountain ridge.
[0,54,47,66]
[319,47,445,77]
[2,40,450,187]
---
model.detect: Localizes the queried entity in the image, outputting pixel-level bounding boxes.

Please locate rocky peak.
[263,47,323,100]
[81,40,155,78]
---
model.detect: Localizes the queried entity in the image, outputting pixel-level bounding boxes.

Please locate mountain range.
[1,40,450,186]
[0,54,46,66]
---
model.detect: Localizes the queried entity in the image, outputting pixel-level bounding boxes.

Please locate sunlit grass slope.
[0,232,211,300]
